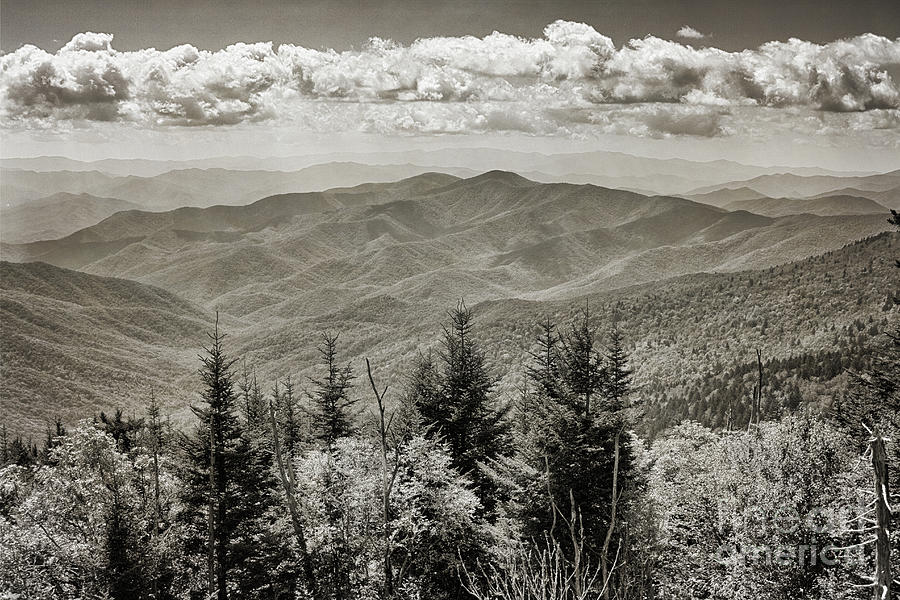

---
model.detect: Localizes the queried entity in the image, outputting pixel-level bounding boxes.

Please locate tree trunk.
[269,401,318,599]
[208,416,217,600]
[871,435,892,600]
[601,428,622,599]
[367,358,398,598]
[756,348,763,425]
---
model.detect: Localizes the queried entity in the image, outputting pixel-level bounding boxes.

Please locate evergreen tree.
[6,435,38,466]
[513,313,637,589]
[40,417,66,464]
[405,352,444,435]
[560,306,605,416]
[309,332,356,447]
[278,375,303,458]
[602,323,633,413]
[179,317,282,600]
[417,302,510,513]
[526,318,563,402]
[98,409,142,454]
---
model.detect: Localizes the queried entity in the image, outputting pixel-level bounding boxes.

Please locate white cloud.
[1,23,899,138]
[676,26,707,40]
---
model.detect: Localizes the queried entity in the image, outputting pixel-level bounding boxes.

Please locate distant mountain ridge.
[720,194,888,217]
[0,163,480,211]
[3,172,891,315]
[0,192,140,243]
[687,171,900,208]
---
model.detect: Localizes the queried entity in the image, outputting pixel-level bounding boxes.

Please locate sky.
[1,0,899,170]
[3,0,899,53]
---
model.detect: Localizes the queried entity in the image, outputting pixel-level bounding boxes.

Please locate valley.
[1,162,897,437]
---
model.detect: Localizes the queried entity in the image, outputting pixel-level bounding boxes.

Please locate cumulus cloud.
[1,22,899,137]
[676,26,707,40]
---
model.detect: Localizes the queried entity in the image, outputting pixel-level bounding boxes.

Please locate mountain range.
[1,192,141,243]
[1,163,898,437]
[3,172,892,311]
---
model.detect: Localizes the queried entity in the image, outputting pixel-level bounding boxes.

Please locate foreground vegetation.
[0,215,897,599]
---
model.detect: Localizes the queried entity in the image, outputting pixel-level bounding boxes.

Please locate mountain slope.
[1,192,140,243]
[0,261,213,434]
[6,232,895,438]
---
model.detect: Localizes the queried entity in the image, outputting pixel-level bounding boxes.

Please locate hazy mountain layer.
[0,192,140,243]
[0,163,478,211]
[720,194,888,217]
[3,173,891,316]
[687,171,900,207]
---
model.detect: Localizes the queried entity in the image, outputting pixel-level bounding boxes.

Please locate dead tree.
[462,488,616,600]
[268,400,318,599]
[871,433,892,600]
[755,348,763,425]
[600,428,622,600]
[747,349,763,433]
[367,358,402,598]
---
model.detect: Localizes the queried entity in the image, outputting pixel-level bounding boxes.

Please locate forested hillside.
[1,269,896,600]
[2,231,896,438]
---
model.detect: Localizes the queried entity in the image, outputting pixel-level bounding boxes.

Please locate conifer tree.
[405,351,444,435]
[179,316,281,600]
[279,375,303,457]
[526,318,563,402]
[309,332,356,447]
[418,302,510,513]
[98,409,142,454]
[560,306,605,416]
[514,312,637,586]
[40,417,66,464]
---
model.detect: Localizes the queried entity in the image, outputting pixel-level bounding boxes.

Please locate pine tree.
[418,302,510,513]
[279,375,303,458]
[179,316,281,600]
[513,312,637,589]
[597,321,634,599]
[98,409,142,454]
[40,417,66,464]
[526,318,563,402]
[405,351,444,434]
[309,332,356,448]
[560,306,605,416]
[602,323,633,413]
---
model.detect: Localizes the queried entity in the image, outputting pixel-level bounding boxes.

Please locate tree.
[179,316,281,600]
[510,313,639,598]
[560,306,605,416]
[598,322,633,597]
[366,358,401,598]
[278,375,304,458]
[309,332,356,448]
[526,318,563,402]
[830,211,899,600]
[268,396,318,599]
[417,302,510,513]
[97,410,142,454]
[0,424,160,599]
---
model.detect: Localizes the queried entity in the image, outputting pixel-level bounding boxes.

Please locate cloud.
[1,23,899,138]
[676,26,707,40]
